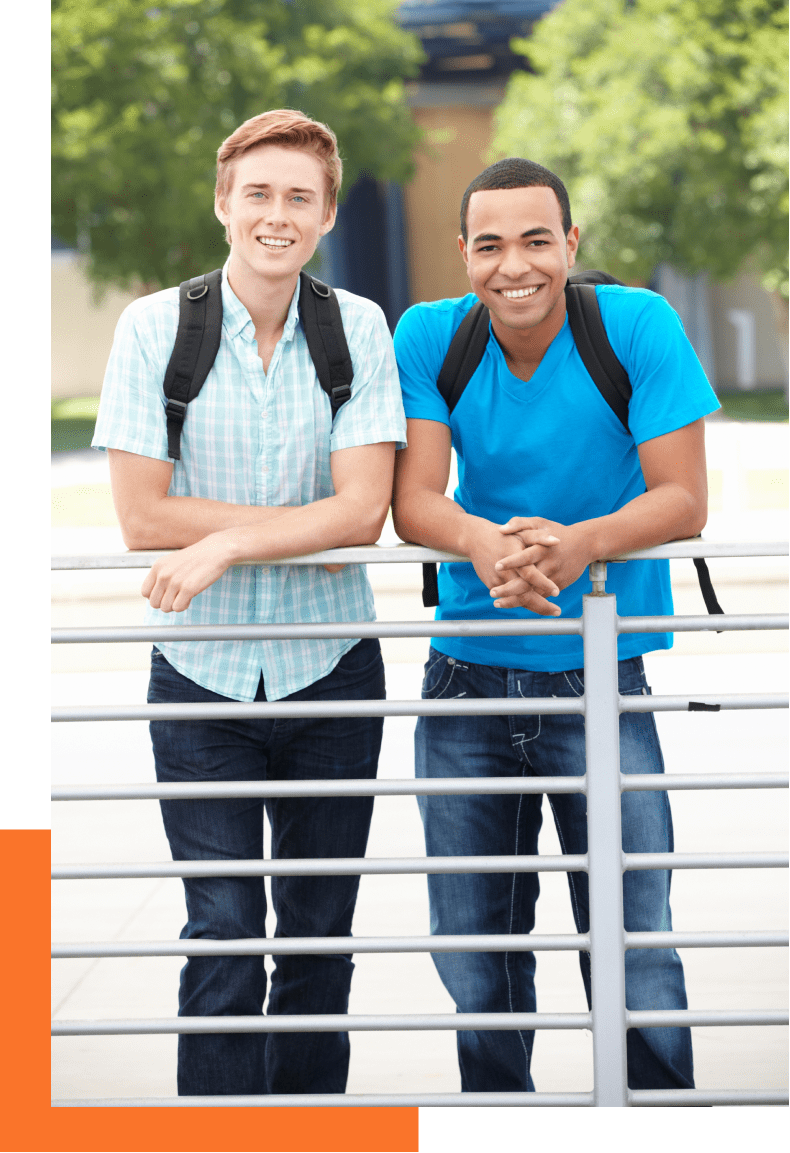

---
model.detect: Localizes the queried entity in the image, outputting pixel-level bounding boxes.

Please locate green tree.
[52,0,423,291]
[492,0,788,297]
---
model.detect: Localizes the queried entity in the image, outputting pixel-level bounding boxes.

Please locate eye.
[292,195,306,203]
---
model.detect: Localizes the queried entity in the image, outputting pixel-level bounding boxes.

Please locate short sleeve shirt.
[394,285,720,671]
[93,267,406,701]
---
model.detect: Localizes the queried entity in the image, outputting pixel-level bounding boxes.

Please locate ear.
[458,234,469,266]
[565,224,580,269]
[214,196,229,228]
[319,202,337,237]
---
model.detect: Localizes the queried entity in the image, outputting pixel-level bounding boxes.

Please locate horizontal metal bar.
[52,850,787,881]
[51,853,588,881]
[51,697,585,723]
[52,929,787,960]
[48,539,790,571]
[620,693,788,712]
[51,771,788,803]
[50,692,789,724]
[629,1089,789,1107]
[52,776,588,802]
[52,932,590,960]
[50,545,470,571]
[609,540,788,561]
[51,1091,595,1107]
[621,773,788,792]
[49,613,789,645]
[625,930,788,949]
[624,852,787,871]
[52,1011,592,1037]
[628,1009,788,1028]
[619,613,788,634]
[52,618,581,644]
[51,612,790,647]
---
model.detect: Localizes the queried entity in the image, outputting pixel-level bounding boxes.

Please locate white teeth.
[501,285,540,299]
[258,237,294,247]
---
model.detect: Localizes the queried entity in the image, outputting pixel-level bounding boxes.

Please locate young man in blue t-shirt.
[392,158,719,1094]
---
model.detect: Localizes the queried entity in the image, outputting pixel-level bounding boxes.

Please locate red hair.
[216,109,343,214]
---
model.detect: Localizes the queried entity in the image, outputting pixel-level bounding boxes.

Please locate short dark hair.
[460,158,572,240]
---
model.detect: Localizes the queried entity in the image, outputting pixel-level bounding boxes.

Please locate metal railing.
[51,539,789,1108]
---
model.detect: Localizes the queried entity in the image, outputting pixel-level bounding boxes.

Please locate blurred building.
[52,0,787,399]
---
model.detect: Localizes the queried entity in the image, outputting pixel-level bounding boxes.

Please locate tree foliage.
[492,0,788,296]
[52,0,423,290]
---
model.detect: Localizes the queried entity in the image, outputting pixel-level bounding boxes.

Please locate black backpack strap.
[299,271,354,417]
[692,557,724,616]
[565,282,631,431]
[163,269,224,461]
[423,301,491,606]
[436,300,490,414]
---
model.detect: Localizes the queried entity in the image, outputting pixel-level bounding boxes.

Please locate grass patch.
[718,390,788,422]
[52,418,97,452]
[52,396,100,452]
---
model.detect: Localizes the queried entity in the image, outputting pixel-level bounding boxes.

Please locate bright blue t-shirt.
[394,285,720,671]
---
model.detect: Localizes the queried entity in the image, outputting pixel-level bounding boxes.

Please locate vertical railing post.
[583,562,628,1106]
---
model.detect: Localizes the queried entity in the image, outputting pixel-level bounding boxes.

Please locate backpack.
[162,268,354,462]
[421,271,723,615]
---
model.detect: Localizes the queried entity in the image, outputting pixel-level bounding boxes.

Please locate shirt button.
[260,567,270,575]
[261,466,269,474]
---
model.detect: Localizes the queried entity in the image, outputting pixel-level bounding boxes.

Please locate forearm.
[580,482,706,563]
[122,496,292,551]
[393,488,488,557]
[214,489,388,564]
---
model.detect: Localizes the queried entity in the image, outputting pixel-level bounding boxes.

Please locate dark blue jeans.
[147,639,385,1096]
[415,648,693,1093]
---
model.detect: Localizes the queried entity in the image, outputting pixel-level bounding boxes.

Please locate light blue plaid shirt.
[93,266,406,701]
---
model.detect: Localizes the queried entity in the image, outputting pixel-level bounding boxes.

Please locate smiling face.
[214,143,336,288]
[460,185,579,338]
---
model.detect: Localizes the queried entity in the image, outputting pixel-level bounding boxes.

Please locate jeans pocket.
[422,651,459,699]
[562,669,585,697]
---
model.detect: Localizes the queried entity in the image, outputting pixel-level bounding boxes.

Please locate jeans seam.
[506,768,531,1076]
[552,806,587,944]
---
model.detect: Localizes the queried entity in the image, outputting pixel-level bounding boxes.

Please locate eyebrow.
[472,226,554,244]
[240,183,317,195]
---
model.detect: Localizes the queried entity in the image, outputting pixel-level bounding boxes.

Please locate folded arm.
[109,449,296,551]
[116,442,395,613]
[490,419,709,608]
[392,419,561,616]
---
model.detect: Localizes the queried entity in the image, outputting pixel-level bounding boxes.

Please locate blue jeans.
[415,648,693,1093]
[147,638,385,1096]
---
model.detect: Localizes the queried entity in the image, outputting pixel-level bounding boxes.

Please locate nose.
[498,245,533,280]
[262,195,289,226]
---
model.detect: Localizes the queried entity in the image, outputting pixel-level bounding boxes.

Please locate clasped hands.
[485,516,593,617]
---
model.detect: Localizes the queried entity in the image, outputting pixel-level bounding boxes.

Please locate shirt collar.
[220,259,301,343]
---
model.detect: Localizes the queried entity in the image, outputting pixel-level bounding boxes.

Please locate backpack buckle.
[186,284,208,301]
[165,398,188,420]
[331,385,351,405]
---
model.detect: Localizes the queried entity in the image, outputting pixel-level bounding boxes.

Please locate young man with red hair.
[93,110,405,1097]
